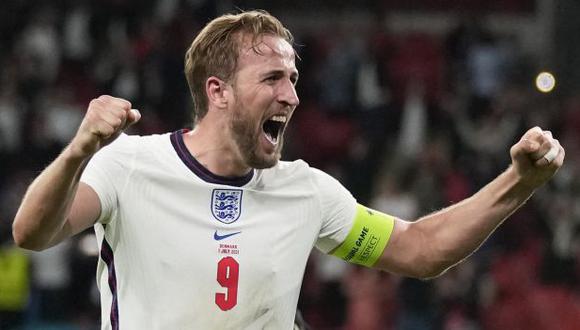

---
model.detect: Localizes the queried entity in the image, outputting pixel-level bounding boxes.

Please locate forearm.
[12,145,90,250]
[376,127,563,279]
[13,95,139,251]
[416,166,534,276]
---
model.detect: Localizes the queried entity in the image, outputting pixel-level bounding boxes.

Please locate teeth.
[271,115,287,123]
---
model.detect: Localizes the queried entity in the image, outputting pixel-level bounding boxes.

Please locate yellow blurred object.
[0,246,29,311]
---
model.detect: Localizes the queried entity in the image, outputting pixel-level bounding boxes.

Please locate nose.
[277,79,300,107]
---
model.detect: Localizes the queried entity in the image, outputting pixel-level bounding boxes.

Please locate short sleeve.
[311,168,357,253]
[80,134,136,224]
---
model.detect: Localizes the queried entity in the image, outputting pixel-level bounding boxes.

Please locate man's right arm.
[12,95,140,251]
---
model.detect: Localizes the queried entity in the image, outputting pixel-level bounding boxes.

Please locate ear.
[206,76,229,109]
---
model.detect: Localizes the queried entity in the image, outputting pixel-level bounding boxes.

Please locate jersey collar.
[170,129,254,187]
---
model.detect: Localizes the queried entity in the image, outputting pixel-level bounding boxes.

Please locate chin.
[247,152,281,169]
[252,161,278,169]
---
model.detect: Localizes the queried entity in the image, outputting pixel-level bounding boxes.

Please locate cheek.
[244,83,274,104]
[232,83,275,117]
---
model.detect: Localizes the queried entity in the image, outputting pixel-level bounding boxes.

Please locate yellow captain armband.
[330,204,395,267]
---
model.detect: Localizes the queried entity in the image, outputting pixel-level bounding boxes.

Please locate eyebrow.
[262,70,299,81]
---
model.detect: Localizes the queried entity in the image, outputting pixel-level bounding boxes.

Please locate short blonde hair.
[184,10,294,122]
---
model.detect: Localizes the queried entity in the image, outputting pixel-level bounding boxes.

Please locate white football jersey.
[80,130,357,330]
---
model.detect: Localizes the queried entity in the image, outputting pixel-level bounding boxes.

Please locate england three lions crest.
[211,189,243,224]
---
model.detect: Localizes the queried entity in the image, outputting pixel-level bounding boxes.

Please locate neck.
[182,122,251,178]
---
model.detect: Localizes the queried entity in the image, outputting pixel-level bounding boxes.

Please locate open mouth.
[262,115,287,145]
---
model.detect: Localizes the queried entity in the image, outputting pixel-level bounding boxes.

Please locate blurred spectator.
[0,82,23,153]
[29,241,73,323]
[343,267,398,330]
[317,30,363,113]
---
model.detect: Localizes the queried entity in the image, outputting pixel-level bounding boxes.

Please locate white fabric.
[80,132,357,330]
[543,145,559,163]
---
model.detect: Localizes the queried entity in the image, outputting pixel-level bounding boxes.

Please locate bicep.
[48,183,101,247]
[373,218,430,278]
[325,204,429,278]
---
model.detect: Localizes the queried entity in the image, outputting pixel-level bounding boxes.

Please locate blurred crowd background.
[1,0,579,329]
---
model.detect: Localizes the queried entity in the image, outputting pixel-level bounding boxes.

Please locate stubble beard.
[230,102,282,169]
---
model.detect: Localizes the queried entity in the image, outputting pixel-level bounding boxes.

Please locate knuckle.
[113,117,123,128]
[111,110,127,124]
[510,144,518,154]
[525,130,538,139]
[114,106,127,116]
[520,139,532,149]
[101,124,114,135]
[85,109,100,123]
[89,98,102,108]
[530,127,542,137]
[540,136,549,145]
[118,98,132,109]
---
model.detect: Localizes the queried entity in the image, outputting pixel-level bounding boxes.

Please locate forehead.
[237,34,296,72]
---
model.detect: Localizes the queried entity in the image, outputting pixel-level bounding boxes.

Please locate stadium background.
[1,0,579,329]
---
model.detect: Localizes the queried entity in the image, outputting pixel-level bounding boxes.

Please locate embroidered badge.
[211,189,243,224]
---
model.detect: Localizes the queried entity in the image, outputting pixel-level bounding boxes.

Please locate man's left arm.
[336,127,564,279]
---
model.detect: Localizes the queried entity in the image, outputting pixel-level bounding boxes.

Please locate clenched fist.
[510,126,565,189]
[70,95,141,158]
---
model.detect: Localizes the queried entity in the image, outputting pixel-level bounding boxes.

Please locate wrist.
[63,143,93,167]
[505,165,537,196]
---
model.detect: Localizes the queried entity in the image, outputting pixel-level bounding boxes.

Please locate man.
[12,10,564,330]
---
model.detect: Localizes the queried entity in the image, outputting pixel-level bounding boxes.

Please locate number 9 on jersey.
[215,256,239,311]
